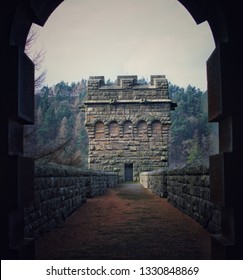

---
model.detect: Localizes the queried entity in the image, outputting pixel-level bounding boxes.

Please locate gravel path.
[35,183,211,260]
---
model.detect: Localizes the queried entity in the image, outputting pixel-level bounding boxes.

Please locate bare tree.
[24,24,46,158]
[25,24,47,91]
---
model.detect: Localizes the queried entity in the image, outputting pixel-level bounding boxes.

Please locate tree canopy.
[24,79,218,168]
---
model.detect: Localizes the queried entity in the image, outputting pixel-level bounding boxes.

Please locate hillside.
[24,79,218,168]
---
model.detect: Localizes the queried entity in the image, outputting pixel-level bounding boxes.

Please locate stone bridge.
[24,163,221,259]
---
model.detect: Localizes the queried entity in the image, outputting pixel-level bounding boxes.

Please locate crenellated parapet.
[87,75,168,90]
[85,75,173,101]
[87,76,105,90]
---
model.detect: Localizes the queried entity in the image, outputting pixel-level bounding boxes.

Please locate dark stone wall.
[140,166,221,234]
[24,163,118,238]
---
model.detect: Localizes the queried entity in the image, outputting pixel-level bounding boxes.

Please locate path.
[35,183,211,259]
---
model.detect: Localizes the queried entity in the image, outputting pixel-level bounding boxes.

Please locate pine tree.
[185,130,202,165]
[58,116,69,141]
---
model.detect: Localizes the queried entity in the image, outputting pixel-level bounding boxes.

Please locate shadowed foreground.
[36,183,210,259]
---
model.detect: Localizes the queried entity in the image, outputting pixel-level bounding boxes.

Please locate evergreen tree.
[24,79,215,169]
[184,130,202,165]
[58,116,69,140]
[169,83,212,167]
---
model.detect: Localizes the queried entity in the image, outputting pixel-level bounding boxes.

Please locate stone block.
[1,209,35,259]
[209,154,224,205]
[211,234,234,260]
[0,119,23,156]
[1,47,34,123]
[219,115,243,153]
[9,209,25,248]
[210,152,243,207]
[0,156,34,210]
[207,43,239,122]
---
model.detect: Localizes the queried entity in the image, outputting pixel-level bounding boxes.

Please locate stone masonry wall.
[140,169,167,197]
[24,163,118,238]
[84,75,176,181]
[140,166,222,234]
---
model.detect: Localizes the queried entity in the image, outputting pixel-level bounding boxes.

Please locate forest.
[168,83,218,167]
[24,79,89,168]
[24,79,218,168]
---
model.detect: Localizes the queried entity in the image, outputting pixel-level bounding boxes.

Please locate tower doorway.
[125,163,133,182]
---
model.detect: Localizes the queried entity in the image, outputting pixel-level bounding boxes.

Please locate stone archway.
[1,0,243,259]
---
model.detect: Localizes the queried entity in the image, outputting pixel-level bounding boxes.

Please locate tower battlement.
[86,75,171,101]
[87,76,105,89]
[87,75,168,89]
[116,75,138,88]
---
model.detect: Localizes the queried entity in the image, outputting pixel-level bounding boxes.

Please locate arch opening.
[94,121,105,139]
[5,1,236,260]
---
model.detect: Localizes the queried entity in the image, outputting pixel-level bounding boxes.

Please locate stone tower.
[84,75,176,181]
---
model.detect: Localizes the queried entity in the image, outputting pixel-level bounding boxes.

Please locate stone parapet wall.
[86,75,169,100]
[140,166,221,233]
[140,169,167,197]
[24,163,118,238]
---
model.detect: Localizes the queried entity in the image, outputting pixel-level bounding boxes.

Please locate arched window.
[137,120,147,137]
[151,120,162,136]
[109,121,119,137]
[94,121,105,138]
[123,120,133,137]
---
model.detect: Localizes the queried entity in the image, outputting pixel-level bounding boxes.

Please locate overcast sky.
[32,0,215,90]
